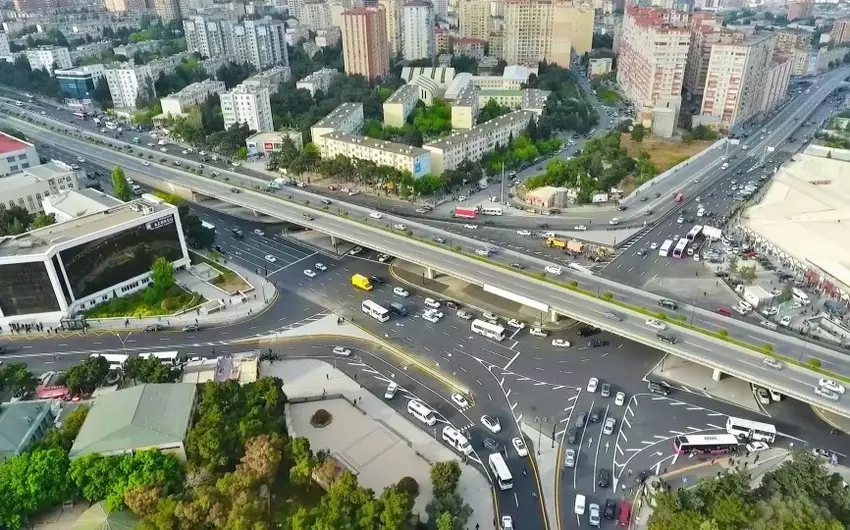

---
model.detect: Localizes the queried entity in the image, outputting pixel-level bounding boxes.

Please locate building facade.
[787,0,812,22]
[233,18,289,71]
[298,0,334,31]
[183,15,237,60]
[296,68,339,96]
[315,27,342,47]
[401,1,436,61]
[457,0,492,41]
[321,133,432,178]
[0,32,9,58]
[342,7,390,81]
[775,28,811,76]
[383,84,422,128]
[159,79,226,117]
[832,18,850,46]
[311,102,365,154]
[25,46,72,75]
[761,52,792,115]
[502,0,593,66]
[154,0,180,21]
[55,65,105,102]
[104,63,155,110]
[0,162,80,215]
[0,401,56,462]
[0,132,40,177]
[454,37,487,59]
[219,83,274,132]
[683,12,723,98]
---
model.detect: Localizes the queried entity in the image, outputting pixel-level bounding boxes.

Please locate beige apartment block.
[683,12,723,98]
[342,7,390,81]
[452,84,481,129]
[833,18,850,46]
[502,0,593,67]
[761,52,792,114]
[775,28,811,76]
[379,0,403,58]
[321,133,432,178]
[458,0,493,41]
[311,102,365,154]
[383,85,421,128]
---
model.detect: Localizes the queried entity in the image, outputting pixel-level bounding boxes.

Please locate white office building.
[401,1,436,61]
[103,63,155,110]
[0,198,190,327]
[0,132,40,177]
[25,46,72,75]
[0,161,81,215]
[321,133,432,178]
[220,83,274,132]
[242,65,292,95]
[42,188,123,223]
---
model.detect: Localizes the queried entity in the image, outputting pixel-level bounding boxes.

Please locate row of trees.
[528,63,600,136]
[0,205,55,237]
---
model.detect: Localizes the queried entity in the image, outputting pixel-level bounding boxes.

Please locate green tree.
[0,448,71,528]
[631,124,646,143]
[112,166,132,201]
[0,362,38,398]
[149,256,175,294]
[739,265,757,283]
[124,356,179,384]
[379,486,413,530]
[430,461,462,498]
[66,355,109,396]
[727,256,739,276]
[236,146,249,160]
[30,213,56,230]
[425,493,472,530]
[289,436,315,485]
[436,512,455,530]
[778,282,794,303]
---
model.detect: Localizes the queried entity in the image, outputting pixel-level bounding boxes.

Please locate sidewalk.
[265,358,495,529]
[389,261,577,330]
[1,253,277,336]
[521,422,557,530]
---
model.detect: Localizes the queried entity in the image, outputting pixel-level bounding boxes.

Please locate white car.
[475,249,491,256]
[551,339,571,347]
[314,263,327,271]
[160,147,168,152]
[645,319,666,331]
[182,149,189,154]
[516,230,532,236]
[198,151,206,156]
[761,307,779,317]
[451,393,470,408]
[378,253,392,263]
[650,242,659,250]
[587,377,599,393]
[819,378,845,394]
[501,516,514,530]
[545,265,563,275]
[481,415,502,433]
[603,417,616,435]
[393,223,407,231]
[529,327,548,337]
[483,311,499,322]
[574,225,587,231]
[422,312,440,323]
[677,217,684,224]
[458,195,468,201]
[393,287,410,297]
[303,269,317,278]
[332,346,351,357]
[425,308,444,319]
[815,386,840,401]
[746,441,769,453]
[384,382,399,399]
[512,437,529,457]
[614,391,626,406]
[762,357,783,370]
[253,229,265,236]
[424,298,441,309]
[564,449,576,467]
[608,218,620,225]
[779,315,792,327]
[264,254,277,263]
[589,503,601,527]
[369,212,383,219]
[415,208,429,214]
[142,161,150,166]
[507,319,526,329]
[76,156,85,163]
[350,246,364,255]
[464,224,478,229]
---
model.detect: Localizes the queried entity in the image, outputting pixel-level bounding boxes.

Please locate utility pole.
[500,162,506,204]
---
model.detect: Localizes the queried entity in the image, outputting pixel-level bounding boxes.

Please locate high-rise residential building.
[299,0,334,31]
[616,6,690,137]
[458,0,492,41]
[761,52,792,115]
[0,32,11,57]
[219,83,274,132]
[178,0,213,17]
[104,0,128,12]
[787,0,812,22]
[378,0,403,58]
[232,18,290,71]
[402,1,436,61]
[183,16,237,60]
[103,63,155,110]
[12,0,68,13]
[154,0,180,22]
[775,28,811,76]
[432,0,447,19]
[700,32,775,131]
[683,12,723,98]
[502,0,594,66]
[342,7,390,81]
[831,18,850,46]
[554,2,594,55]
[25,46,72,75]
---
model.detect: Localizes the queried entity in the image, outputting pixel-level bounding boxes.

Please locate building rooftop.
[455,83,479,106]
[386,84,420,104]
[43,188,123,219]
[312,102,364,129]
[298,67,338,83]
[54,64,105,77]
[401,66,456,87]
[425,110,534,150]
[455,37,487,45]
[522,88,551,109]
[163,79,225,100]
[69,383,197,459]
[324,132,430,158]
[0,197,174,258]
[0,400,55,461]
[0,131,31,155]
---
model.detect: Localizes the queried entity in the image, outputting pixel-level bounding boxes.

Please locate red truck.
[674,192,684,203]
[454,207,478,219]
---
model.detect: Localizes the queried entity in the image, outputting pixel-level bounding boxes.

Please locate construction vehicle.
[544,237,568,249]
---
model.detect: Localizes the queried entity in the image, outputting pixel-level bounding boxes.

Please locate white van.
[131,185,142,195]
[575,494,586,515]
[407,400,437,426]
[441,425,472,455]
[697,207,706,217]
[792,287,810,305]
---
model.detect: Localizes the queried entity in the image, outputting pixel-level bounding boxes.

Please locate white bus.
[361,300,390,322]
[488,453,514,490]
[685,225,703,242]
[673,434,739,455]
[471,319,506,341]
[201,220,216,232]
[480,206,503,216]
[672,239,689,258]
[725,416,776,443]
[658,239,674,257]
[89,353,129,370]
[73,111,87,120]
[792,287,810,305]
[407,400,437,426]
[138,351,181,366]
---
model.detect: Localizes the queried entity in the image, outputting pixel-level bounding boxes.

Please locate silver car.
[589,503,601,527]
[603,417,616,435]
[564,449,576,467]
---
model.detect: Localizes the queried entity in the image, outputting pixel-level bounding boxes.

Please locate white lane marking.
[503,350,522,370]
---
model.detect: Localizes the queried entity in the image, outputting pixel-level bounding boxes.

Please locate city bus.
[673,434,740,455]
[471,319,507,341]
[725,416,776,443]
[201,221,216,232]
[480,206,503,216]
[685,225,703,242]
[73,111,87,120]
[361,300,390,323]
[89,353,129,370]
[488,453,514,490]
[672,239,689,258]
[138,351,181,366]
[658,239,674,257]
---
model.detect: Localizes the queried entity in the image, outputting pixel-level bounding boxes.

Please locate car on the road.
[819,378,845,394]
[350,246,364,255]
[762,357,783,370]
[415,208,429,213]
[512,437,528,457]
[507,319,525,329]
[424,298,441,309]
[545,265,563,275]
[779,315,792,327]
[463,224,478,229]
[604,311,623,322]
[529,327,548,337]
[647,380,671,396]
[456,310,473,320]
[746,441,769,453]
[587,377,599,393]
[303,269,317,278]
[601,383,611,398]
[574,225,587,231]
[314,263,328,271]
[422,312,440,323]
[814,386,840,401]
[160,147,167,152]
[589,503,601,527]
[481,415,502,433]
[251,228,266,237]
[615,392,626,406]
[618,502,632,526]
[377,253,392,263]
[432,237,446,244]
[483,437,501,452]
[645,318,666,331]
[551,339,571,347]
[509,263,525,270]
[384,382,398,399]
[369,275,385,285]
[604,499,616,520]
[483,311,499,322]
[576,326,598,337]
[597,469,610,489]
[264,254,277,263]
[564,448,576,467]
[393,287,410,297]
[500,516,513,530]
[475,248,491,256]
[369,212,383,219]
[392,223,407,231]
[142,160,150,166]
[637,249,647,257]
[516,229,532,236]
[450,393,470,408]
[567,429,577,445]
[143,324,165,332]
[609,218,620,225]
[603,417,616,435]
[677,216,684,224]
[650,242,659,250]
[425,308,444,319]
[587,338,607,348]
[182,324,200,332]
[332,346,351,357]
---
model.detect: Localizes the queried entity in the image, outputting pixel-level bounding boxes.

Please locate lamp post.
[115,331,132,353]
[535,415,548,455]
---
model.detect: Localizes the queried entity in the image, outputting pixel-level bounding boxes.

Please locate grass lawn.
[85,284,204,318]
[191,251,251,294]
[620,133,714,172]
[597,87,619,105]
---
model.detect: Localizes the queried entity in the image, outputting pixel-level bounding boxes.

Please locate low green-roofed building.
[0,400,57,462]
[69,383,197,461]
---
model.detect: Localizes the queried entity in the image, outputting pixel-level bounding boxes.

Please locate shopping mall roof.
[0,131,31,155]
[743,148,850,290]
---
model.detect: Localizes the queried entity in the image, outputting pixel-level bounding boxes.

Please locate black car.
[510,263,525,270]
[483,438,500,452]
[567,428,577,444]
[446,301,459,310]
[538,223,549,229]
[144,324,164,332]
[617,205,628,211]
[182,323,200,332]
[714,271,729,278]
[604,499,616,520]
[587,338,607,348]
[369,275,385,285]
[576,326,599,337]
[597,469,610,488]
[634,469,651,485]
[647,380,671,396]
[590,410,601,423]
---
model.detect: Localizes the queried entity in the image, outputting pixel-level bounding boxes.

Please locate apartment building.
[299,0,334,31]
[0,161,80,215]
[103,63,155,110]
[55,65,105,102]
[69,41,113,62]
[233,18,289,71]
[502,0,593,66]
[433,0,447,19]
[477,88,551,115]
[316,27,342,47]
[12,0,69,13]
[0,131,39,177]
[761,52,792,114]
[342,7,390,81]
[424,110,533,175]
[383,84,422,128]
[159,79,226,118]
[378,0,402,57]
[310,102,365,154]
[452,84,481,129]
[183,15,237,60]
[787,0,812,22]
[683,12,723,98]
[154,0,180,21]
[219,83,274,132]
[296,68,339,96]
[402,1,436,61]
[25,46,72,75]
[833,18,850,46]
[457,0,492,41]
[104,0,127,11]
[700,32,775,132]
[434,27,452,54]
[616,6,690,137]
[321,133,431,178]
[113,40,164,58]
[242,65,292,95]
[286,25,310,46]
[775,28,811,76]
[588,57,613,77]
[0,32,9,58]
[454,37,487,60]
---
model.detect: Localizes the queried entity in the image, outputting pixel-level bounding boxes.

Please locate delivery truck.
[454,207,478,219]
[544,237,567,249]
[351,274,373,291]
[743,285,774,309]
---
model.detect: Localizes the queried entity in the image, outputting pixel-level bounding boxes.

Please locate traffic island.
[648,355,762,412]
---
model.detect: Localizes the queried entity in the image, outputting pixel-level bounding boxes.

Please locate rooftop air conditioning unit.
[130,202,142,212]
[141,204,154,214]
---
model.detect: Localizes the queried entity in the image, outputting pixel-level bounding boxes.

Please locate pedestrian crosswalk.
[259,310,334,337]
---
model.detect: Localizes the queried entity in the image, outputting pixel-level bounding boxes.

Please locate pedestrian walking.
[326,373,329,380]
[628,469,632,476]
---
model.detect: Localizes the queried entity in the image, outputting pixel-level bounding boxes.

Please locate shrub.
[342,211,349,216]
[310,409,332,427]
[454,246,463,252]
[536,272,546,280]
[396,476,419,497]
[655,313,667,320]
[303,200,309,205]
[809,358,822,369]
[717,329,729,337]
[761,343,773,353]
[567,280,578,288]
[601,292,613,300]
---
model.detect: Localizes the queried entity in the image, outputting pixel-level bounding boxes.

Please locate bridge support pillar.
[712,368,723,382]
[252,210,263,217]
[548,309,559,323]
[330,236,338,248]
[425,267,437,280]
